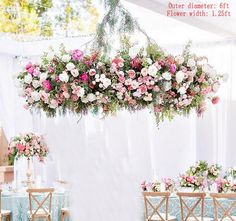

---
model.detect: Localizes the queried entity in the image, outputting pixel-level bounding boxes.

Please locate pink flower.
[55,76,60,82]
[112,57,124,68]
[71,49,84,61]
[48,66,55,73]
[130,57,142,70]
[25,62,32,70]
[154,105,163,113]
[197,102,206,117]
[80,73,89,83]
[42,80,52,92]
[170,64,177,73]
[71,94,79,101]
[33,69,40,77]
[89,69,96,76]
[201,86,212,95]
[119,76,125,83]
[27,67,35,75]
[212,96,220,105]
[23,104,29,110]
[139,84,147,94]
[16,143,25,152]
[198,73,205,83]
[128,70,136,79]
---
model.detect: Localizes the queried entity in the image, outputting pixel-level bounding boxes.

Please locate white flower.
[117,92,123,100]
[87,93,96,102]
[66,62,75,71]
[163,81,172,91]
[31,91,40,101]
[133,91,141,98]
[162,72,171,81]
[24,74,32,84]
[59,71,69,83]
[176,71,185,84]
[129,45,140,58]
[202,64,215,77]
[178,86,186,95]
[49,99,58,109]
[131,80,139,89]
[187,58,196,67]
[100,74,106,80]
[146,58,152,65]
[81,96,88,103]
[61,54,71,62]
[40,72,48,82]
[71,69,79,77]
[175,55,184,65]
[102,78,111,88]
[212,82,220,92]
[32,80,40,88]
[141,68,148,76]
[63,92,70,99]
[76,87,85,97]
[148,65,158,77]
[46,51,54,60]
[143,93,152,101]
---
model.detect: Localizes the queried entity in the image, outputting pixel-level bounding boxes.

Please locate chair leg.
[60,212,64,221]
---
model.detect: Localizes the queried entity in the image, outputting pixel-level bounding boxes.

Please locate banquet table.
[144,194,236,221]
[1,192,68,221]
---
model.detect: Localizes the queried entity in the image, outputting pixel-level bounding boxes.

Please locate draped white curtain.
[0,39,235,220]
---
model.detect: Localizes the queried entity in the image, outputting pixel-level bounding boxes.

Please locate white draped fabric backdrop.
[0,39,235,220]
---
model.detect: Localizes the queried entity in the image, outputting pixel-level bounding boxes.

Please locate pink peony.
[27,66,35,75]
[128,70,136,79]
[71,49,84,61]
[80,73,89,83]
[212,96,220,105]
[170,64,177,73]
[42,80,52,92]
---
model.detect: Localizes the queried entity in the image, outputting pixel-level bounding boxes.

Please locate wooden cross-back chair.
[27,188,54,221]
[177,192,213,221]
[210,193,236,221]
[0,189,11,221]
[60,208,70,221]
[143,191,176,221]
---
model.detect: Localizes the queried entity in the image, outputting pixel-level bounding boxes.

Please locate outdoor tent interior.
[0,1,236,220]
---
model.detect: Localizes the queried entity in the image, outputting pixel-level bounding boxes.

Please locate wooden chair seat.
[1,209,11,216]
[146,213,176,221]
[27,208,51,217]
[216,217,236,221]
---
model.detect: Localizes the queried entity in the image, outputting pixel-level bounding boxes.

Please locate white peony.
[175,71,185,83]
[163,81,172,91]
[31,91,40,101]
[178,86,186,95]
[187,58,196,67]
[59,71,69,83]
[162,72,171,81]
[148,65,158,77]
[24,74,32,84]
[66,62,75,71]
[102,78,111,88]
[40,72,48,82]
[128,45,140,58]
[32,80,40,89]
[61,54,71,62]
[70,69,79,77]
[87,93,96,102]
[175,55,184,65]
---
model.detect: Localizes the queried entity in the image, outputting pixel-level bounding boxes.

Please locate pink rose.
[139,84,147,94]
[170,64,177,73]
[27,66,35,75]
[119,76,125,83]
[25,62,32,70]
[128,70,136,79]
[80,73,89,83]
[112,57,124,68]
[130,57,142,70]
[89,69,96,76]
[154,105,163,113]
[16,143,25,152]
[48,66,55,74]
[212,96,220,105]
[33,69,40,77]
[198,73,205,83]
[71,94,79,101]
[71,49,84,61]
[42,80,52,92]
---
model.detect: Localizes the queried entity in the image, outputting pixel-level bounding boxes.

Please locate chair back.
[143,191,171,221]
[0,189,2,214]
[177,192,206,221]
[27,188,54,218]
[210,193,236,221]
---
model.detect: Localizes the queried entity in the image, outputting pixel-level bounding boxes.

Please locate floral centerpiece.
[15,41,224,125]
[162,178,175,192]
[187,160,208,176]
[179,174,204,191]
[8,133,49,165]
[215,178,231,193]
[207,164,221,180]
[225,167,236,179]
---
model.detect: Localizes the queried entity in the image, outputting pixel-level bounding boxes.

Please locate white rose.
[81,96,88,103]
[212,82,220,92]
[66,62,75,71]
[148,65,158,77]
[143,94,152,101]
[87,93,96,102]
[187,58,196,67]
[32,80,40,88]
[146,58,152,65]
[175,55,184,65]
[31,91,40,101]
[162,72,171,81]
[176,71,185,83]
[128,45,140,58]
[76,87,85,97]
[40,72,48,82]
[59,71,69,83]
[61,54,71,62]
[117,92,123,100]
[141,68,148,76]
[133,91,141,98]
[163,81,172,91]
[24,74,32,84]
[71,69,79,77]
[103,78,111,88]
[178,86,186,95]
